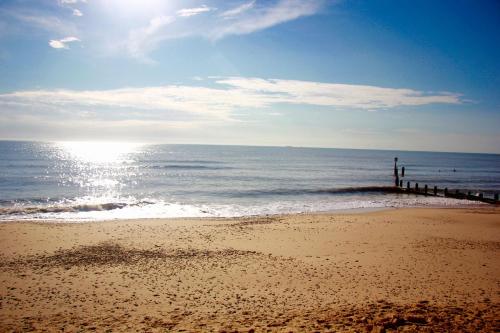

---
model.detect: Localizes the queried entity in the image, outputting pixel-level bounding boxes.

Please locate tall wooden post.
[393,157,399,187]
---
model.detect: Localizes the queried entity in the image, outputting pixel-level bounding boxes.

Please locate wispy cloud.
[59,0,87,4]
[48,36,80,49]
[55,0,85,17]
[211,0,321,39]
[0,84,259,121]
[177,5,215,17]
[123,0,324,61]
[217,77,462,109]
[127,15,175,63]
[3,0,323,62]
[9,11,77,36]
[0,77,463,125]
[220,1,256,18]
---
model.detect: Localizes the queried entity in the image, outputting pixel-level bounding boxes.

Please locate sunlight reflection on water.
[56,141,142,164]
[52,141,144,196]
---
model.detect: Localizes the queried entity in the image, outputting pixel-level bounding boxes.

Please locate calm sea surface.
[0,141,498,221]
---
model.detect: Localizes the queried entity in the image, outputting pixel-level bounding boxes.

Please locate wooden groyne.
[392,157,499,205]
[393,182,499,204]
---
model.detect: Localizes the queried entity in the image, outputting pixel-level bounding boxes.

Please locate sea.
[0,141,499,221]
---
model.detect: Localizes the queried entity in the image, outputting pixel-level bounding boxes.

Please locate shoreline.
[0,206,394,224]
[1,207,499,331]
[0,199,490,224]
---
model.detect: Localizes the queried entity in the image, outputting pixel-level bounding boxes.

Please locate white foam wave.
[0,194,486,222]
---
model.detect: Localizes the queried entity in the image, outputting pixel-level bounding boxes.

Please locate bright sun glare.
[57,141,141,164]
[101,0,171,18]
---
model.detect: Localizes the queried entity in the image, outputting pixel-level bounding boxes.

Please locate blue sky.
[0,0,499,153]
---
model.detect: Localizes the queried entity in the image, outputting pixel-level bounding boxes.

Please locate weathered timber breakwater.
[392,157,499,205]
[395,183,498,204]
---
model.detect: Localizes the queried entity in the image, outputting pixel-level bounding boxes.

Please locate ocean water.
[0,141,498,221]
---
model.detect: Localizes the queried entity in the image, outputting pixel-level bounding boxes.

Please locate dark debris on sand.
[211,216,284,228]
[13,299,495,332]
[308,299,500,332]
[0,242,261,270]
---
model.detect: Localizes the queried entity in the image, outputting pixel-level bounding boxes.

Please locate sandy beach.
[0,207,499,332]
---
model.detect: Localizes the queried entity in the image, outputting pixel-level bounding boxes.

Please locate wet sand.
[0,208,499,332]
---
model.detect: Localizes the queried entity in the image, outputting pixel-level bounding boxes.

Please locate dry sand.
[0,207,499,332]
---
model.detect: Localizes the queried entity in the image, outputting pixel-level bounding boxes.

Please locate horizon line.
[0,138,498,156]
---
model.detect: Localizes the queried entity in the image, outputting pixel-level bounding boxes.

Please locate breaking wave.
[0,202,132,216]
[228,186,402,197]
[0,188,485,222]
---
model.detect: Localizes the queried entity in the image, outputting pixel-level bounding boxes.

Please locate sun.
[99,0,173,19]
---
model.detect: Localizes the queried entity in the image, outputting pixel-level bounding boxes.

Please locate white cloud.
[177,5,215,17]
[2,0,324,62]
[210,0,322,39]
[123,0,323,60]
[10,12,77,35]
[127,16,175,63]
[48,40,65,49]
[216,77,462,108]
[220,1,256,18]
[61,36,80,42]
[0,77,469,146]
[59,0,87,4]
[49,36,80,49]
[0,77,463,124]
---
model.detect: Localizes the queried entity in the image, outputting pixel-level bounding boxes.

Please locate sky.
[0,0,499,153]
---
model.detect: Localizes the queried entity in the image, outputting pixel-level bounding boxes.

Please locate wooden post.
[434,186,437,196]
[455,189,460,197]
[444,188,448,196]
[495,193,499,202]
[415,183,419,192]
[424,184,428,195]
[479,193,483,199]
[394,157,398,176]
[399,179,403,187]
[407,181,410,190]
